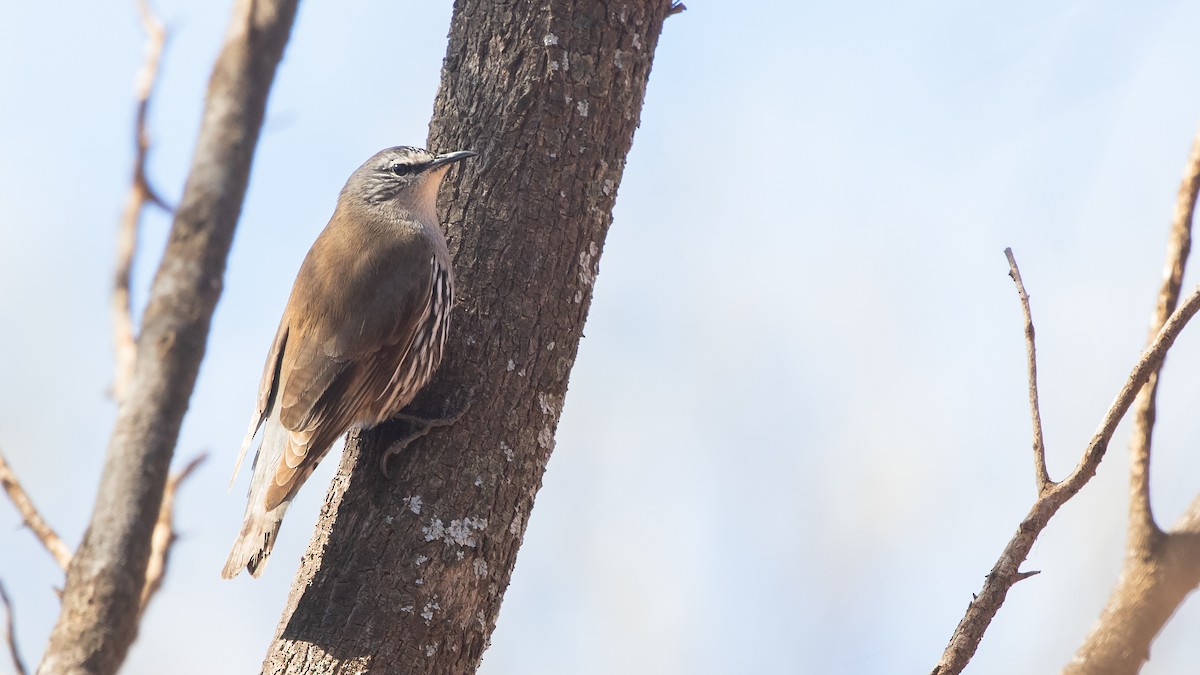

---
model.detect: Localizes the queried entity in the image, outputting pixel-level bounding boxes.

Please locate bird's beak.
[430,150,478,169]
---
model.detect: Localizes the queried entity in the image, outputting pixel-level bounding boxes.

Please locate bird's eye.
[389,162,414,176]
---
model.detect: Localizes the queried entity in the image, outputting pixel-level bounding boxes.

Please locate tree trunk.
[261,1,673,672]
[38,1,298,673]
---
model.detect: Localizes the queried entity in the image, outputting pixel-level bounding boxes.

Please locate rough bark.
[37,1,298,673]
[260,1,672,672]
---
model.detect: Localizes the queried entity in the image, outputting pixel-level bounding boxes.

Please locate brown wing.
[262,216,436,510]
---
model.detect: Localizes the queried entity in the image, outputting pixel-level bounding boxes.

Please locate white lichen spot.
[473,559,489,577]
[403,495,423,515]
[578,250,597,286]
[614,49,625,71]
[538,425,554,449]
[501,440,514,462]
[477,611,487,629]
[415,578,424,586]
[632,33,643,49]
[425,643,439,657]
[444,517,488,547]
[506,359,515,371]
[384,515,394,525]
[456,550,465,560]
[578,244,600,289]
[574,290,583,304]
[509,508,525,536]
[422,518,445,542]
[549,152,557,159]
[602,179,615,196]
[547,341,556,351]
[518,368,527,377]
[543,33,558,46]
[415,554,429,567]
[576,100,589,117]
[474,476,483,487]
[550,60,560,72]
[537,392,561,416]
[421,602,440,622]
[561,53,569,71]
[400,605,414,613]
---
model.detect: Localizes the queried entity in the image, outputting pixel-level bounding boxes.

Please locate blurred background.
[5,1,1200,673]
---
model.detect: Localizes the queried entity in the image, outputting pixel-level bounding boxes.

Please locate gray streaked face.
[348,146,441,205]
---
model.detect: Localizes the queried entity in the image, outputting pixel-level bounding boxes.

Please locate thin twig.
[0,450,71,571]
[668,2,686,16]
[140,453,206,613]
[931,275,1200,675]
[112,0,169,403]
[1004,248,1050,493]
[0,580,27,675]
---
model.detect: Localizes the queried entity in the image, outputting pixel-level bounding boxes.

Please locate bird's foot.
[379,389,475,477]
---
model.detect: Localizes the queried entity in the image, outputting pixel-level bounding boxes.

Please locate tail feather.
[223,409,293,579]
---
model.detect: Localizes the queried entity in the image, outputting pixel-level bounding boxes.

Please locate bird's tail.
[222,410,293,579]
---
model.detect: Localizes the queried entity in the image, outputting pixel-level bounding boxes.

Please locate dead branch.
[39,0,299,671]
[1126,127,1200,547]
[112,0,168,403]
[0,449,71,571]
[1062,126,1200,674]
[0,580,27,675]
[931,259,1200,675]
[140,453,206,613]
[1004,248,1050,492]
[0,445,203,612]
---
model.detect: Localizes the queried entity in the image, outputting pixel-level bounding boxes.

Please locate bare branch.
[140,453,206,613]
[1060,125,1200,674]
[0,449,71,571]
[40,0,299,671]
[1126,127,1200,547]
[112,0,169,403]
[932,274,1200,675]
[1004,248,1050,493]
[0,580,27,675]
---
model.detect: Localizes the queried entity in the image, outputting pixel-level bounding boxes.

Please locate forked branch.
[931,254,1200,675]
[0,447,205,613]
[1126,127,1200,547]
[1063,125,1200,674]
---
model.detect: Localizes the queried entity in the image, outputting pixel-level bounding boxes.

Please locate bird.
[222,146,476,579]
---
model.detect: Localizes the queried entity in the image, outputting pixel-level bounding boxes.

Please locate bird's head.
[344,146,477,216]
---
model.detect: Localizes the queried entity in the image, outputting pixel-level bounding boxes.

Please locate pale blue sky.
[4,2,1200,673]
